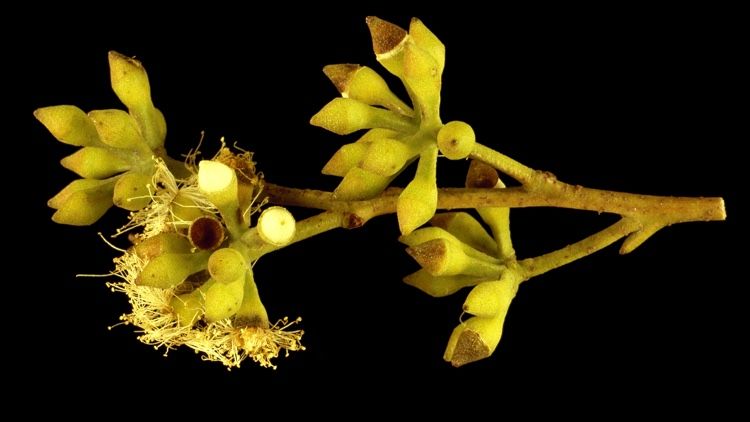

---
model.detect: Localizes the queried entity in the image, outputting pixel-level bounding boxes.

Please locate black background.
[28,7,744,410]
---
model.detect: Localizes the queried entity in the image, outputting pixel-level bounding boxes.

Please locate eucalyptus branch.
[36,15,727,369]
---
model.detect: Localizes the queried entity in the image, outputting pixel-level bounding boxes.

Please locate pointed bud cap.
[60,147,130,179]
[34,105,101,147]
[366,16,408,77]
[444,315,506,367]
[333,167,391,201]
[51,186,114,226]
[88,109,149,151]
[430,212,497,256]
[310,98,414,135]
[322,143,368,177]
[323,64,413,116]
[403,269,485,297]
[409,18,445,75]
[463,277,519,318]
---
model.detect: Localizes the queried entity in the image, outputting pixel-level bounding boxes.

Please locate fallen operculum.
[108,249,304,369]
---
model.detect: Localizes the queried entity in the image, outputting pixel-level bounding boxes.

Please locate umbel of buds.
[36,52,173,225]
[311,16,478,235]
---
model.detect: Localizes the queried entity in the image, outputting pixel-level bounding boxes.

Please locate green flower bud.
[333,167,392,201]
[361,138,416,177]
[430,212,498,256]
[406,238,503,278]
[235,270,269,327]
[437,121,475,160]
[87,109,149,152]
[47,178,113,209]
[34,105,101,147]
[466,160,514,259]
[204,275,245,323]
[170,290,205,327]
[397,145,438,235]
[60,147,130,179]
[444,315,506,367]
[257,206,296,247]
[403,269,485,297]
[322,143,368,177]
[113,171,152,211]
[402,41,441,124]
[108,51,166,149]
[208,248,247,284]
[310,98,415,135]
[137,251,209,289]
[323,64,412,117]
[365,16,408,77]
[134,232,192,260]
[463,275,519,318]
[399,226,501,264]
[51,184,115,226]
[408,18,445,75]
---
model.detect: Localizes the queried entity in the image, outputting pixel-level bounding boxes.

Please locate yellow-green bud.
[310,98,415,135]
[113,171,152,210]
[399,226,500,264]
[430,212,498,256]
[408,18,445,75]
[406,238,503,278]
[257,206,296,247]
[60,147,130,179]
[361,138,415,177]
[170,291,205,327]
[366,16,409,77]
[48,178,113,209]
[87,109,149,151]
[323,64,413,117]
[463,276,519,318]
[437,121,475,160]
[34,105,101,147]
[402,41,441,124]
[51,185,115,226]
[134,232,192,260]
[397,145,438,235]
[204,275,244,322]
[235,270,269,327]
[444,315,506,367]
[322,143,368,177]
[208,248,247,284]
[108,51,166,149]
[137,251,209,289]
[334,167,392,201]
[403,269,485,297]
[466,160,515,259]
